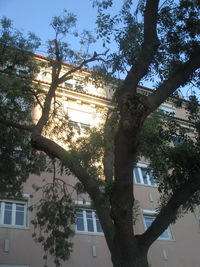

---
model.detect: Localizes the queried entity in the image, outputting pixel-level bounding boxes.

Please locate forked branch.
[139,176,200,249]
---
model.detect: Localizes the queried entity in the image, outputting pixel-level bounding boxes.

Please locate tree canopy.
[0,1,200,267]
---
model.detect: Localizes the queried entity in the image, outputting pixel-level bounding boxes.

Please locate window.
[172,135,184,146]
[75,84,84,91]
[134,164,156,186]
[76,209,103,234]
[143,214,172,240]
[0,201,27,227]
[159,104,175,117]
[64,82,73,89]
[18,69,29,77]
[75,80,85,92]
[69,121,90,135]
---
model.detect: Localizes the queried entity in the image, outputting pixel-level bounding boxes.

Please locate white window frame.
[143,210,173,241]
[0,200,28,228]
[134,163,156,186]
[76,209,103,234]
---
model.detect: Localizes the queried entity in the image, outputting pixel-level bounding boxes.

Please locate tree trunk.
[107,94,150,267]
[110,242,149,267]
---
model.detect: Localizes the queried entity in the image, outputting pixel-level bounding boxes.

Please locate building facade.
[0,55,200,267]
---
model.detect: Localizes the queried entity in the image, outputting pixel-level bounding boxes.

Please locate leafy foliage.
[139,98,200,213]
[0,17,46,196]
[68,127,105,178]
[31,177,75,267]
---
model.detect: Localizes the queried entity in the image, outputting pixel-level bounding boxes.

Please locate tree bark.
[109,235,149,267]
[111,253,149,267]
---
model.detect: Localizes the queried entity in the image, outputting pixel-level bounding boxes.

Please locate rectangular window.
[76,209,103,234]
[18,69,29,77]
[64,82,73,89]
[134,164,156,186]
[143,215,172,240]
[0,201,27,227]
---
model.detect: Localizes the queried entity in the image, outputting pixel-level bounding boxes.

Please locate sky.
[0,0,99,55]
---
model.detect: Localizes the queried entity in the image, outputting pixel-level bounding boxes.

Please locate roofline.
[34,54,153,89]
[34,53,92,74]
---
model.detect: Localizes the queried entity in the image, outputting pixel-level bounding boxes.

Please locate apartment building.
[0,55,200,267]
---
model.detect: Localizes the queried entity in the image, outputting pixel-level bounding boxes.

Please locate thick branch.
[120,0,160,97]
[31,134,115,249]
[0,118,33,132]
[103,151,114,182]
[34,81,58,134]
[35,57,63,135]
[147,51,200,113]
[103,111,115,181]
[139,178,200,249]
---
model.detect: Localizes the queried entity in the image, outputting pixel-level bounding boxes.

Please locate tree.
[0,1,200,267]
[0,17,46,195]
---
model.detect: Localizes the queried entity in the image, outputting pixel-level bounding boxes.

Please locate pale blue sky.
[0,0,97,33]
[0,0,99,55]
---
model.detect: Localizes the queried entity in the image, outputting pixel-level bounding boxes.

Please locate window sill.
[157,237,175,242]
[76,231,104,236]
[135,183,158,188]
[0,224,29,230]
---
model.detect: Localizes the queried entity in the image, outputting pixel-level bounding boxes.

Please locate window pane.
[15,204,25,226]
[4,203,12,225]
[141,169,148,184]
[149,172,156,186]
[86,211,94,232]
[64,82,73,89]
[160,229,170,239]
[134,168,141,183]
[95,214,103,233]
[144,216,154,228]
[76,211,84,231]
